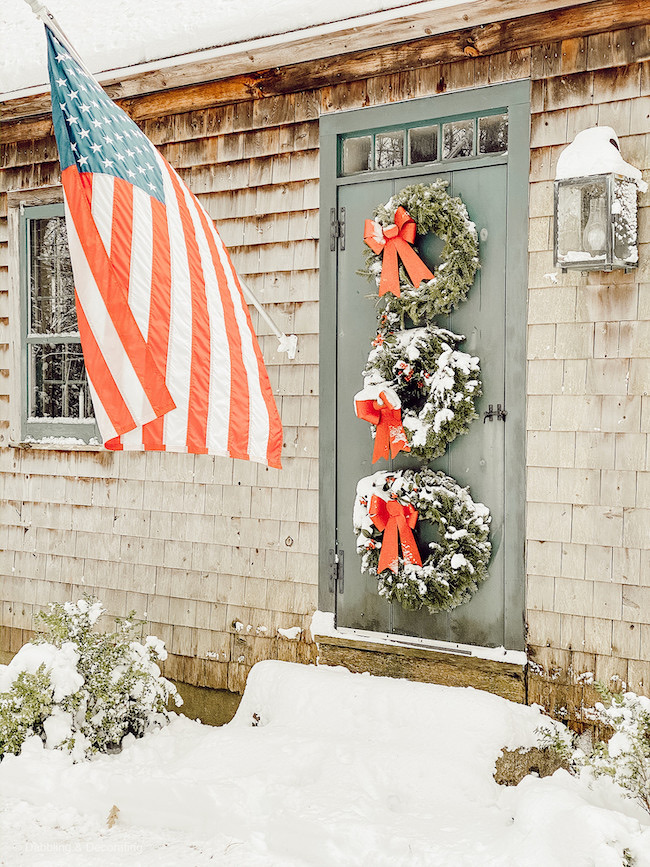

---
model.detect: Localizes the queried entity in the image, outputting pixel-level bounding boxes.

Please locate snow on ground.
[1,0,467,95]
[1,660,650,866]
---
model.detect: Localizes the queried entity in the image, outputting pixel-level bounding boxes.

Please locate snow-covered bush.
[588,685,650,814]
[537,683,650,814]
[0,597,181,761]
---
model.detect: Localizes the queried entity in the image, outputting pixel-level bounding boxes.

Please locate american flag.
[45,26,283,468]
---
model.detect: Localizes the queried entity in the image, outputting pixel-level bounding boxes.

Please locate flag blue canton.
[47,29,164,203]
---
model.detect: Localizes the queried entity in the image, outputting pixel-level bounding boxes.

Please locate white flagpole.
[23,0,299,362]
[23,0,93,76]
[240,281,298,360]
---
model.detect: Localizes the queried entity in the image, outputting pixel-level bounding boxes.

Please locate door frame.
[318,80,531,649]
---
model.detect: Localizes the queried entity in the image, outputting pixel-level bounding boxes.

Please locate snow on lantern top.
[554,127,647,272]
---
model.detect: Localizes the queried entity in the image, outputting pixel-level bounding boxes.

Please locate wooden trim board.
[2,0,648,135]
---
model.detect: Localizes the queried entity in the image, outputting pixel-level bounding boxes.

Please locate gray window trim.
[19,202,99,445]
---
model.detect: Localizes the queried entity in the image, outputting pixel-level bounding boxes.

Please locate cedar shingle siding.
[1,6,649,721]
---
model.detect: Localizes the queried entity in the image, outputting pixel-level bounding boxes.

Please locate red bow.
[355,390,410,463]
[369,495,422,574]
[363,206,434,298]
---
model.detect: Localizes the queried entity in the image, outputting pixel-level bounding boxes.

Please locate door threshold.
[310,611,527,701]
[310,611,527,666]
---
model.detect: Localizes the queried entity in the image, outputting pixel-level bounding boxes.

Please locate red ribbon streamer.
[363,206,434,298]
[355,391,410,463]
[369,495,422,574]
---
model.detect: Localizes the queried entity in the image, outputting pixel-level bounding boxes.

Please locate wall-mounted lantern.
[554,126,647,272]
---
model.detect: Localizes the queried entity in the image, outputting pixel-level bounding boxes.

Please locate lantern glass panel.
[613,177,639,266]
[555,175,609,267]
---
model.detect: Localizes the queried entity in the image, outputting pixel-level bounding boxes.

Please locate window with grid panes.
[21,203,97,443]
[339,110,508,175]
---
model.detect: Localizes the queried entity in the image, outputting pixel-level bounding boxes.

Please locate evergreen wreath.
[360,181,480,321]
[363,312,481,461]
[353,468,491,613]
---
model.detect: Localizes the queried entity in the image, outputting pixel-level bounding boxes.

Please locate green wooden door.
[319,82,530,651]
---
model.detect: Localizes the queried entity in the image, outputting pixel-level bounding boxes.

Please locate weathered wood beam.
[1,0,648,143]
[3,0,594,109]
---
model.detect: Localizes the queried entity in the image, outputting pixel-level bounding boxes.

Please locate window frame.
[337,107,509,176]
[14,199,99,446]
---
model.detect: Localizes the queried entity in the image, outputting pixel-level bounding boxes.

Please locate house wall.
[525,36,650,722]
[1,13,649,719]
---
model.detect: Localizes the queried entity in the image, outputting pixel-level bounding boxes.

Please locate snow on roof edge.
[1,0,471,101]
[1,0,600,104]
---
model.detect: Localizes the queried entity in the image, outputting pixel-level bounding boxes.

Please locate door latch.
[328,548,344,593]
[483,403,507,423]
[330,207,346,251]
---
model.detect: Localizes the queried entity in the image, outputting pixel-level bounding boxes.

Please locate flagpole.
[240,281,298,360]
[23,0,93,76]
[23,0,299,362]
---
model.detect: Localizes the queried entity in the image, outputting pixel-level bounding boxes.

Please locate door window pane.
[342,136,372,174]
[478,113,508,154]
[409,125,438,164]
[375,131,404,169]
[442,119,474,159]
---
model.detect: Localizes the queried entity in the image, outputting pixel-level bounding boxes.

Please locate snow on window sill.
[10,437,104,452]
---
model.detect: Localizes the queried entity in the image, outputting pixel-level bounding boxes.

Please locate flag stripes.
[46,25,283,467]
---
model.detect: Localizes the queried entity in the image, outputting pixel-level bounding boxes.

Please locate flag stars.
[90,142,102,153]
[104,135,113,145]
[102,158,114,169]
[55,77,67,86]
[66,115,79,126]
[79,104,91,113]
[78,128,90,139]
[126,169,136,179]
[77,155,89,167]
[69,90,79,100]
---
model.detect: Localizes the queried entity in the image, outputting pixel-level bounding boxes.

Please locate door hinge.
[328,548,344,594]
[330,207,346,252]
[483,403,507,423]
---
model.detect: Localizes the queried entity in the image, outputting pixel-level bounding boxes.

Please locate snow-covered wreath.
[360,181,480,322]
[356,313,481,462]
[353,468,491,613]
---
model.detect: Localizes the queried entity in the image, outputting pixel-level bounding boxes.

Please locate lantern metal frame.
[553,172,638,273]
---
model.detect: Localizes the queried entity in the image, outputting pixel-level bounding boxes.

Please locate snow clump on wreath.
[353,468,491,613]
[362,311,481,461]
[360,180,480,322]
